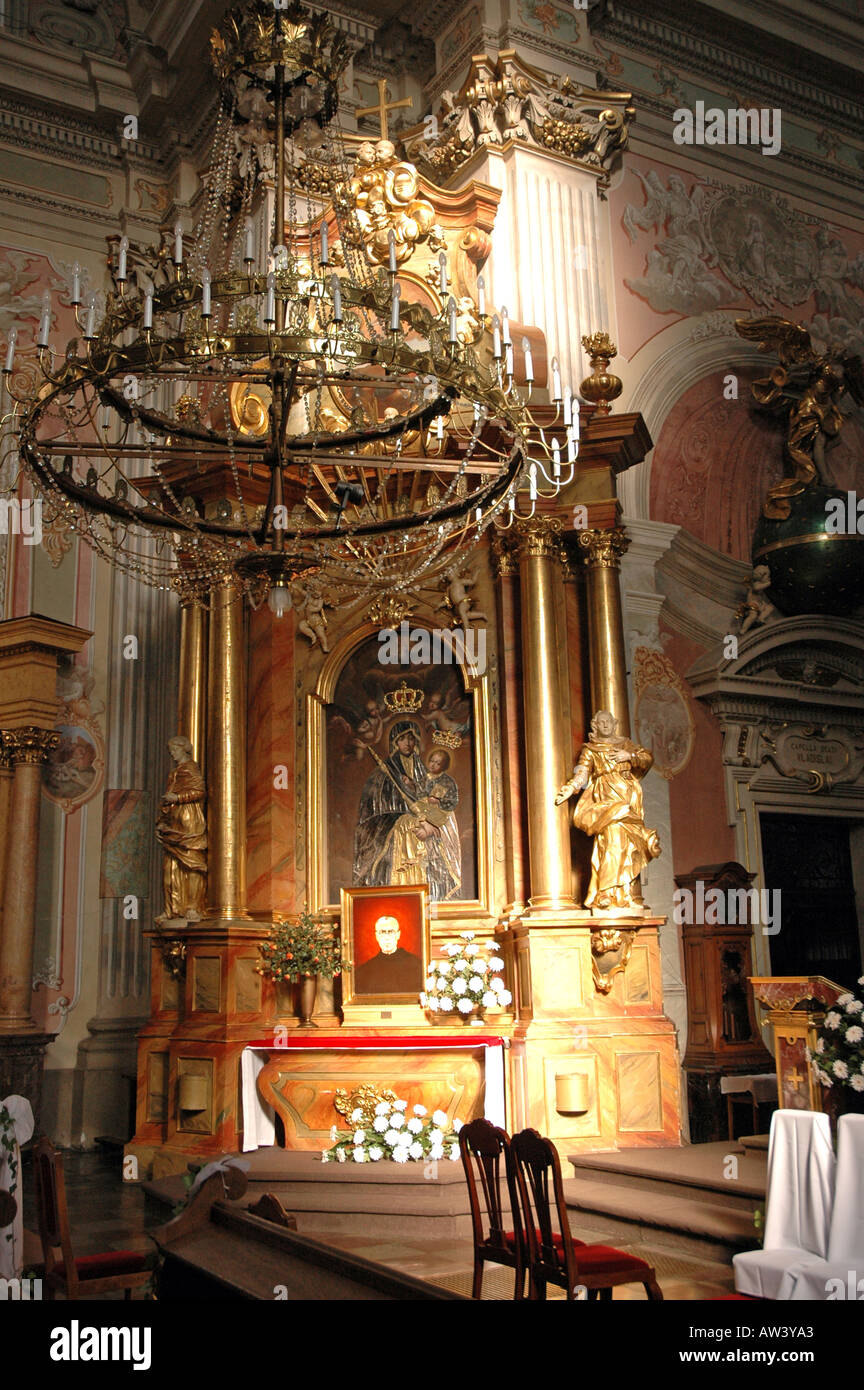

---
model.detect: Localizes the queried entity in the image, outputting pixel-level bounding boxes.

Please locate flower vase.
[461,1007,485,1026]
[274,980,295,1021]
[298,973,318,1028]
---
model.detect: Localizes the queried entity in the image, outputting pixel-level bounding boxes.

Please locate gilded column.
[206,576,248,920]
[514,517,575,912]
[491,534,528,916]
[578,527,632,735]
[0,727,61,1032]
[177,590,208,772]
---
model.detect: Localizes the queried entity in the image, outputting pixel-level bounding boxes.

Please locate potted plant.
[257,909,342,1027]
[808,976,864,1132]
[421,931,512,1024]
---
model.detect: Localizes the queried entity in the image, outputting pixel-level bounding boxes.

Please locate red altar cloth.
[245,1033,506,1049]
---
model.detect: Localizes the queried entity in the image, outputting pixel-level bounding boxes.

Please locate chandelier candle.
[117,237,128,283]
[173,222,183,265]
[4,328,15,374]
[522,337,534,382]
[201,271,212,319]
[71,263,81,306]
[551,356,562,402]
[243,216,254,265]
[142,289,153,330]
[439,250,448,294]
[501,305,512,346]
[390,282,401,332]
[37,292,51,349]
[319,219,329,266]
[476,274,486,316]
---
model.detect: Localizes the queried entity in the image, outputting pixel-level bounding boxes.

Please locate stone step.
[562,1177,761,1265]
[568,1141,766,1201]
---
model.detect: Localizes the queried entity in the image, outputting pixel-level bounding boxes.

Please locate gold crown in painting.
[432,729,462,748]
[384,680,424,714]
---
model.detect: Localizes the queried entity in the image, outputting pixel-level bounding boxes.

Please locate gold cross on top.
[356,78,413,141]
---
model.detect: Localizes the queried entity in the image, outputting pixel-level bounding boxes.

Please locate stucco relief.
[622,174,864,351]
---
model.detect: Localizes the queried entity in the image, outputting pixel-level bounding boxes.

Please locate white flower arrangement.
[324,1089,463,1165]
[421,932,513,1021]
[809,983,864,1097]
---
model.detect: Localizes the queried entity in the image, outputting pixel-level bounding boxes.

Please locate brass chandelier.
[3,0,579,614]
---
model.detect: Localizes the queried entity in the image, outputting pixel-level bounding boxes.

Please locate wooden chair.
[510,1128,663,1301]
[33,1137,151,1300]
[458,1118,527,1299]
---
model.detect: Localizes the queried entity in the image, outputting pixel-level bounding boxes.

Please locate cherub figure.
[735,317,864,519]
[439,569,486,627]
[293,578,330,651]
[735,564,777,633]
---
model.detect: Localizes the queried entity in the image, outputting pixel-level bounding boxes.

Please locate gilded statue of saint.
[155,735,207,922]
[555,709,660,913]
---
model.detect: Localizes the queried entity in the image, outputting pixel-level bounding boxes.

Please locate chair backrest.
[33,1136,76,1282]
[458,1119,521,1252]
[763,1110,835,1256]
[826,1113,864,1263]
[510,1128,574,1281]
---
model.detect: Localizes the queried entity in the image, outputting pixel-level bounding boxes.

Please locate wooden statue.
[155,735,207,922]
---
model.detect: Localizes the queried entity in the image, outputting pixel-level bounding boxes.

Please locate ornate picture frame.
[340,884,430,1026]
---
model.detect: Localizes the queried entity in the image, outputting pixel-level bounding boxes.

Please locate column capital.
[578,526,631,570]
[490,532,519,578]
[1,727,61,765]
[512,514,565,563]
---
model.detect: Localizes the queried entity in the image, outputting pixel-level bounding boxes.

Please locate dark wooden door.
[760,813,862,987]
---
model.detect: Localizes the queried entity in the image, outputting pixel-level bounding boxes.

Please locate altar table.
[240,1034,508,1153]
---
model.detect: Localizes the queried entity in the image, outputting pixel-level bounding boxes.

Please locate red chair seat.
[571,1245,651,1276]
[55,1250,148,1280]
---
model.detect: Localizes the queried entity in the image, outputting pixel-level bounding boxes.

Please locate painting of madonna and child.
[325,634,478,909]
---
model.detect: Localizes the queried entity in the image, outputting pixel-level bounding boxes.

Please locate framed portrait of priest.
[340,885,430,1026]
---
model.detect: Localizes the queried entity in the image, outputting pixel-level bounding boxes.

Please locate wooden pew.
[150,1171,465,1301]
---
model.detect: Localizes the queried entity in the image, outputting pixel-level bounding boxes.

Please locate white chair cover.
[776,1113,864,1301]
[0,1095,34,1282]
[733,1109,835,1299]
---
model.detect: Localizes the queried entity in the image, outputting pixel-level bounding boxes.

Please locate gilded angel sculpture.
[734,317,864,519]
[155,735,207,922]
[555,710,660,913]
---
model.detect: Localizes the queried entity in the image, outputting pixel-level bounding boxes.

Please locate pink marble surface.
[247,605,297,915]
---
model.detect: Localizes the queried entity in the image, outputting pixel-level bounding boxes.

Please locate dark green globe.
[752,484,864,616]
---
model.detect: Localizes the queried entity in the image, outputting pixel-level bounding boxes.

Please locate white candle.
[37,291,51,348]
[475,506,482,524]
[567,427,577,463]
[501,305,512,346]
[320,219,329,266]
[264,270,275,324]
[551,437,561,477]
[84,294,97,339]
[492,314,502,359]
[201,270,211,319]
[331,274,342,322]
[143,289,153,329]
[390,281,401,331]
[529,462,537,500]
[173,222,183,265]
[551,356,562,402]
[439,251,448,294]
[435,415,444,441]
[71,263,81,306]
[388,229,397,274]
[117,236,128,282]
[3,328,16,374]
[571,402,581,439]
[476,274,486,317]
[505,342,514,377]
[563,386,572,427]
[522,336,533,382]
[447,296,458,344]
[243,216,254,264]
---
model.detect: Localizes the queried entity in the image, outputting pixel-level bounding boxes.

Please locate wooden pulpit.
[678,862,773,1141]
[749,975,845,1112]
